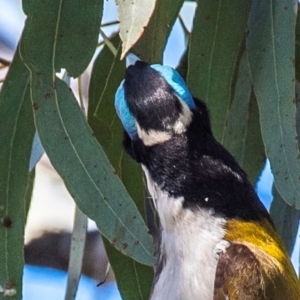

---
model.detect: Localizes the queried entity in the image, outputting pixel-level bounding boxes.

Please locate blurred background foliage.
[1,0,300,299]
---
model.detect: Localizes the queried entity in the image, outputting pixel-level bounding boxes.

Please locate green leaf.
[65,206,87,300]
[0,49,35,300]
[103,242,154,300]
[132,0,185,63]
[295,5,300,82]
[176,48,188,81]
[20,0,155,265]
[89,36,145,215]
[88,35,153,300]
[187,0,252,142]
[116,0,156,59]
[31,76,155,265]
[247,0,300,207]
[270,186,300,255]
[222,52,265,185]
[22,0,103,78]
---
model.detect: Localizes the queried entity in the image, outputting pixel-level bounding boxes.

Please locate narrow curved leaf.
[176,48,189,81]
[65,206,87,300]
[22,0,103,78]
[0,48,35,300]
[223,52,265,185]
[89,37,144,214]
[88,35,153,300]
[116,0,156,59]
[187,0,252,142]
[31,76,155,265]
[295,5,300,82]
[247,0,300,207]
[20,0,155,265]
[270,186,300,255]
[108,250,153,300]
[132,0,185,63]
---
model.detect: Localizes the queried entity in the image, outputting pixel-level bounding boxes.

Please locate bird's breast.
[143,165,228,300]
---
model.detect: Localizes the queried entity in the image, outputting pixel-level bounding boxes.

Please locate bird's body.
[115,59,300,299]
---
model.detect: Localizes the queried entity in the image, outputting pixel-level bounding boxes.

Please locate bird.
[114,55,300,300]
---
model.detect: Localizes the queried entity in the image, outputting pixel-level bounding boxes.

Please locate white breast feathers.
[142,165,227,300]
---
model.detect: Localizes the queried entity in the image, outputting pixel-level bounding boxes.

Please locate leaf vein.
[206,0,222,101]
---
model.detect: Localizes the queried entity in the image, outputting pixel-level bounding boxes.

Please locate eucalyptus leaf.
[133,0,185,63]
[20,0,155,265]
[187,0,251,142]
[176,48,188,81]
[116,0,156,59]
[105,246,154,300]
[223,52,265,185]
[88,35,154,300]
[65,207,87,300]
[30,76,155,265]
[0,49,35,300]
[247,0,300,208]
[295,6,300,82]
[22,0,103,78]
[270,186,300,255]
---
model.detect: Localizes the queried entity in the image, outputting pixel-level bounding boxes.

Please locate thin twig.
[97,40,105,48]
[101,20,119,27]
[100,29,118,57]
[97,31,119,48]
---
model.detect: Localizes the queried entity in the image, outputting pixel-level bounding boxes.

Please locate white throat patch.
[142,166,227,300]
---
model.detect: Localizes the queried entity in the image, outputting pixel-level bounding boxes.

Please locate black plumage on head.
[124,61,183,133]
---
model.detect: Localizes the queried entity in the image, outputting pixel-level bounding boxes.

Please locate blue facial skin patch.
[150,64,196,110]
[115,80,137,139]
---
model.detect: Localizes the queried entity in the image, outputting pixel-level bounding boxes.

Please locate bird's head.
[115,57,198,146]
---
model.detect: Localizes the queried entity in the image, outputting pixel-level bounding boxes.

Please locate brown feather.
[214,243,265,300]
[214,240,300,300]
